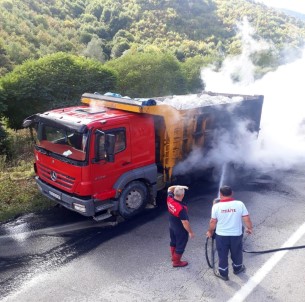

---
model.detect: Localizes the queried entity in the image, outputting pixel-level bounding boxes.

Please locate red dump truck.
[23,92,263,221]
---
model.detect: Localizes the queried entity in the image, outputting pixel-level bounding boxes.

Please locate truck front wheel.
[118,181,148,219]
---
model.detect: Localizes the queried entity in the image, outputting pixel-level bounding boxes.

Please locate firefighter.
[167,185,195,267]
[206,185,253,281]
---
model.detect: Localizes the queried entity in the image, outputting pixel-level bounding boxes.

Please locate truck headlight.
[73,203,86,213]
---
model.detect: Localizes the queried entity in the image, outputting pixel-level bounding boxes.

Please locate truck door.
[91,125,131,201]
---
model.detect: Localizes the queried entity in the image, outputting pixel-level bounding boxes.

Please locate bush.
[1,128,34,163]
[0,123,9,156]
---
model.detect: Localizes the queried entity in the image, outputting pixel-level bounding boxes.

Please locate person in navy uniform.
[206,185,253,281]
[167,185,195,267]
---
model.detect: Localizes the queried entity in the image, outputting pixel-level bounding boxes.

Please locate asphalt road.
[1,167,305,302]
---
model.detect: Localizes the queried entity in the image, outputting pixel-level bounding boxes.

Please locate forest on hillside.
[0,0,305,76]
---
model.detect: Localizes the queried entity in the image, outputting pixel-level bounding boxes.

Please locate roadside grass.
[0,129,54,223]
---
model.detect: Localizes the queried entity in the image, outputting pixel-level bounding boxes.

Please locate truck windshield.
[35,123,88,161]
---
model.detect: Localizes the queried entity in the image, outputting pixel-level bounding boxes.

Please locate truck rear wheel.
[118,181,148,219]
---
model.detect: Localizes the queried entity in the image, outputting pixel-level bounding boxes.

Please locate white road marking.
[228,221,305,302]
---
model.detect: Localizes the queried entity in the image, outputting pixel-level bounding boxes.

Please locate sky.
[256,0,305,14]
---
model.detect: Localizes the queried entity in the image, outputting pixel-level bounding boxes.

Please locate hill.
[0,0,305,76]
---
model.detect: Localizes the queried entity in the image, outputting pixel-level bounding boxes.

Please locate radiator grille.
[38,163,75,190]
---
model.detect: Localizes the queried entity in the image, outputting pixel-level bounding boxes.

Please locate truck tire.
[118,181,148,219]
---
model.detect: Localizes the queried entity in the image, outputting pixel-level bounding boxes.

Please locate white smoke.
[203,17,271,89]
[246,56,305,170]
[175,17,305,176]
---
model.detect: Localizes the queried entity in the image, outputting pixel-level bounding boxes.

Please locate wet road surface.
[1,167,305,302]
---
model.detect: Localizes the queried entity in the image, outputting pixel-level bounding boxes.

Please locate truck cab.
[24,102,158,221]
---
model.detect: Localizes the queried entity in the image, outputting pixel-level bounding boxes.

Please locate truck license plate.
[49,190,61,200]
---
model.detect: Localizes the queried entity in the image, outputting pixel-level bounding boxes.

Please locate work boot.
[172,252,188,267]
[233,264,246,275]
[214,271,229,281]
[170,246,175,261]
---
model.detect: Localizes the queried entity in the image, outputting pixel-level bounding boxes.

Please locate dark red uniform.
[167,192,189,254]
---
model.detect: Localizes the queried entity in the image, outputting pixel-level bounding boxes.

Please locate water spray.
[217,163,228,196]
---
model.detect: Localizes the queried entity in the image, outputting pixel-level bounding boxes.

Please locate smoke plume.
[174,18,305,177]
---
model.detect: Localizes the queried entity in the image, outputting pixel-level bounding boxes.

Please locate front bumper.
[36,177,95,216]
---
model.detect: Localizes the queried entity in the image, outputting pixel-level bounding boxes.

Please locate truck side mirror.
[22,114,37,128]
[105,134,115,163]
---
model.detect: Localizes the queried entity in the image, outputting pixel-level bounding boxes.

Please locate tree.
[111,41,130,58]
[106,51,187,97]
[1,52,117,129]
[0,86,7,117]
[86,1,104,19]
[113,30,135,44]
[180,56,206,93]
[83,36,107,62]
[0,40,13,76]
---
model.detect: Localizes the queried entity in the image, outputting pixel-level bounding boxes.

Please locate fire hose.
[205,236,216,269]
[205,236,305,271]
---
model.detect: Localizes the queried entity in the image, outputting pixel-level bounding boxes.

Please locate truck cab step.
[93,212,113,222]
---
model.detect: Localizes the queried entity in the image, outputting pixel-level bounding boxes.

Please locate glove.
[179,185,189,190]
